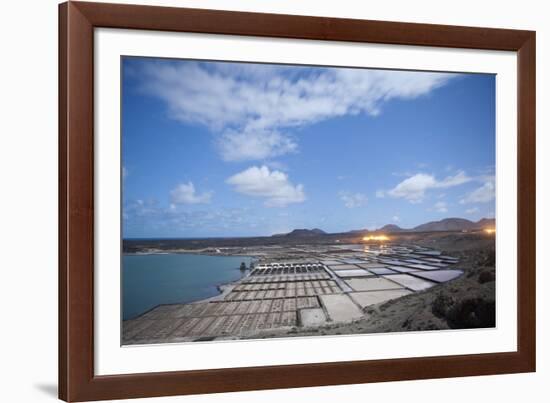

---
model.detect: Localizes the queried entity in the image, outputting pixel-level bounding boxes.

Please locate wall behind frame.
[0,0,546,403]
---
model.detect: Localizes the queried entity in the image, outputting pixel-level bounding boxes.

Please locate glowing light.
[484,228,496,235]
[362,235,390,242]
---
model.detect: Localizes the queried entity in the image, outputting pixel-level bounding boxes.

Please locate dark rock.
[432,294,455,318]
[478,270,496,284]
[446,298,495,329]
[482,251,496,267]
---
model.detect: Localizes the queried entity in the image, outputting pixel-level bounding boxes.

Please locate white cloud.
[170,182,212,204]
[226,165,305,207]
[466,207,480,214]
[339,192,367,208]
[460,180,495,204]
[376,190,385,198]
[216,129,297,161]
[138,61,455,161]
[434,201,448,213]
[392,215,400,222]
[438,171,471,187]
[387,173,435,202]
[387,171,471,202]
[122,166,128,178]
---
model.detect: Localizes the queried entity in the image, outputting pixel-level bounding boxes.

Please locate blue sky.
[122,57,495,238]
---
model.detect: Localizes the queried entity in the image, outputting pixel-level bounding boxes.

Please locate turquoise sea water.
[122,254,253,320]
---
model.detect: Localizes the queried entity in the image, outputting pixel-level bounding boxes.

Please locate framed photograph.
[59,1,536,401]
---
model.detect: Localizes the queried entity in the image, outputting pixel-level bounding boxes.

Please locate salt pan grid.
[123,245,462,343]
[356,263,387,269]
[385,265,420,273]
[341,259,367,264]
[368,267,397,275]
[319,294,364,322]
[299,308,327,327]
[382,274,436,291]
[411,269,463,283]
[328,264,362,271]
[350,289,412,308]
[332,269,373,278]
[345,277,405,292]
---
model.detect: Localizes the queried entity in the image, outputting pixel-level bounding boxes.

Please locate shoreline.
[124,253,258,320]
[126,276,248,321]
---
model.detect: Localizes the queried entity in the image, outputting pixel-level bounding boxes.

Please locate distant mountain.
[346,228,370,234]
[276,218,494,238]
[474,218,495,229]
[272,228,327,237]
[412,218,476,232]
[374,218,495,233]
[377,224,405,233]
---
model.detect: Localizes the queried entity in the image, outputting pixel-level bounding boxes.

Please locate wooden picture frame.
[59,1,536,401]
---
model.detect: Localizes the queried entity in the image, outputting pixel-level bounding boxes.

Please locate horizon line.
[123,216,495,240]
